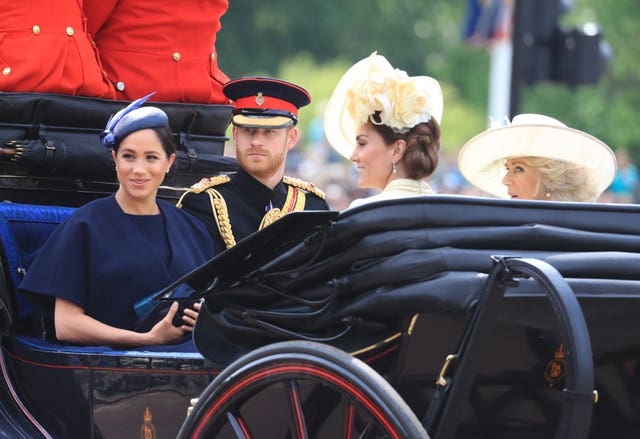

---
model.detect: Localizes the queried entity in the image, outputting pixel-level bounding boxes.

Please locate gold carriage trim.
[544,344,566,388]
[140,406,156,439]
[283,175,326,200]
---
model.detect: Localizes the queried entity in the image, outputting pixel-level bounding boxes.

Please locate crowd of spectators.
[282,125,639,209]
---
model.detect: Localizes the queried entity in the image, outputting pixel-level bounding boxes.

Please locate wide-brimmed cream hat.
[324,52,443,159]
[458,113,616,198]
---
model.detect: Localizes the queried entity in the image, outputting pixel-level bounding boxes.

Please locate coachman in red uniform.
[0,0,115,98]
[84,0,230,104]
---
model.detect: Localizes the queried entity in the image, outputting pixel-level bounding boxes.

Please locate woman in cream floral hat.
[324,52,443,208]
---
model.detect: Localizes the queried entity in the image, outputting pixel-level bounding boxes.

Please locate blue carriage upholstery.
[0,201,206,357]
[0,201,75,323]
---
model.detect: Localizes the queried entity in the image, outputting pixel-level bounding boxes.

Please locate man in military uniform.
[178,77,329,253]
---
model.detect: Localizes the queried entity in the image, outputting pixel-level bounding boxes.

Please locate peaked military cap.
[223,77,311,129]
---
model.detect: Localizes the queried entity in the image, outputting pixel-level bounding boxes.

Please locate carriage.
[0,91,639,438]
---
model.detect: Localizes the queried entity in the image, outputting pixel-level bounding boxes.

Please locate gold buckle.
[436,354,457,387]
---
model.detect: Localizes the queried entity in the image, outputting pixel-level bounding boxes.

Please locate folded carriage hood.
[170,195,640,364]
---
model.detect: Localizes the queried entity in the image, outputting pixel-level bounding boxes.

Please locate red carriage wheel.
[177,340,428,439]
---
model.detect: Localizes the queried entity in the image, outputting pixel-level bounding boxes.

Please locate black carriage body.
[0,91,639,438]
[3,337,219,438]
[185,197,640,438]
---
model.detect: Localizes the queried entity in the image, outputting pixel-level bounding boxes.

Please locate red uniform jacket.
[0,0,115,98]
[84,0,230,104]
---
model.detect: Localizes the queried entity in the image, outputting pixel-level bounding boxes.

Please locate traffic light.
[512,0,612,87]
[554,23,613,86]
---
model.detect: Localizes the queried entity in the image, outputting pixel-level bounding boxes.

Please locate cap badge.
[255,92,265,106]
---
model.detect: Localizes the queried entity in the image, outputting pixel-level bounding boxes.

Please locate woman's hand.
[54,297,186,347]
[147,301,187,345]
[180,300,201,332]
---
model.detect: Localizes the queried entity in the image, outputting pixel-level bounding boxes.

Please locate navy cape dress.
[19,195,214,333]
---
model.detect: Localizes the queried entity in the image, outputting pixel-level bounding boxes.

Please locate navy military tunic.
[19,196,214,332]
[179,168,329,254]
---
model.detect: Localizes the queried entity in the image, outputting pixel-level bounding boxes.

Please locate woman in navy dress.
[19,95,214,347]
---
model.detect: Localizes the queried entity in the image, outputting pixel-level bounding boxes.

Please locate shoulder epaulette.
[283,175,326,200]
[187,175,231,194]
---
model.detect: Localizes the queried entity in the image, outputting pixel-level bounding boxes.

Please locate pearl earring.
[545,186,552,198]
[392,161,397,174]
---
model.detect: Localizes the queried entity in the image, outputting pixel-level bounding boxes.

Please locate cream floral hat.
[324,52,443,159]
[458,113,616,198]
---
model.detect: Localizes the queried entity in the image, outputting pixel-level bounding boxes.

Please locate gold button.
[2,67,11,76]
[66,27,74,36]
[210,52,216,61]
[116,81,125,91]
[172,52,181,62]
[32,25,41,35]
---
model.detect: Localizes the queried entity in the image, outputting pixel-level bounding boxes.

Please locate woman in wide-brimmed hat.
[324,52,443,208]
[458,113,616,202]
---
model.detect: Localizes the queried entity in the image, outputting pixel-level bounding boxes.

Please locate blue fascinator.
[100,93,169,148]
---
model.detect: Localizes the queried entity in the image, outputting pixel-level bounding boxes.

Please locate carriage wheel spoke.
[225,411,252,439]
[181,344,427,439]
[344,402,355,439]
[358,420,375,439]
[343,398,379,439]
[288,379,309,439]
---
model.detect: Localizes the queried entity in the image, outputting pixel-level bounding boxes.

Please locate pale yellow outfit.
[348,179,435,209]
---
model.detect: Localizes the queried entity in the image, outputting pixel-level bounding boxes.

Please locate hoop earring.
[392,161,397,174]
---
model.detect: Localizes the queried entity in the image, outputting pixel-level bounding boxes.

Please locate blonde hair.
[518,157,600,202]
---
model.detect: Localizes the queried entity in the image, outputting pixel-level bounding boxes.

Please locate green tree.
[217,0,640,157]
[521,0,640,156]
